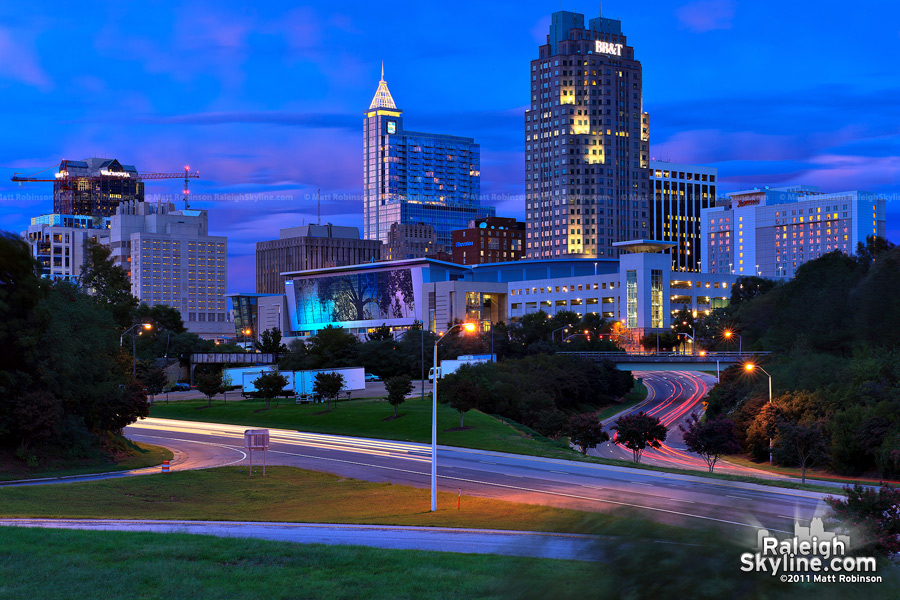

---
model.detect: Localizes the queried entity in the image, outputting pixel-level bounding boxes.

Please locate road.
[114,416,832,536]
[592,371,778,477]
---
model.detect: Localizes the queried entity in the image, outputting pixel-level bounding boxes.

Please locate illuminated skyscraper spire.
[368,62,397,110]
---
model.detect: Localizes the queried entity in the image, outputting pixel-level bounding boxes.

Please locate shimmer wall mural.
[291,268,416,327]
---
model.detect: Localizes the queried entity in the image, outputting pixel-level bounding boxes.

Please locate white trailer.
[241,369,295,397]
[294,367,365,396]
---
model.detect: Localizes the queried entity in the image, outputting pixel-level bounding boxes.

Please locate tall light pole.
[121,323,153,381]
[551,324,572,343]
[724,330,742,355]
[431,321,476,511]
[745,363,773,463]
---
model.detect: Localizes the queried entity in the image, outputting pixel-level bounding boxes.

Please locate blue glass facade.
[364,76,493,253]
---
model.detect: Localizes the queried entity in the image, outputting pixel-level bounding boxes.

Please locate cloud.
[675,0,736,33]
[0,27,51,90]
[143,111,358,130]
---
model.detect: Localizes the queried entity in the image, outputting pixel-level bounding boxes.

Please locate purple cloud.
[675,0,737,33]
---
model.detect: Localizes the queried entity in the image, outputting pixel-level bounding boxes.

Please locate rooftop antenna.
[317,188,321,225]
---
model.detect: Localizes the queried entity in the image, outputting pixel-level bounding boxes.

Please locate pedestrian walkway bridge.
[558,351,771,372]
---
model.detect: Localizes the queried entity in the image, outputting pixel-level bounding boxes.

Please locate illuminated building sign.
[455,241,474,247]
[595,41,624,56]
[737,198,761,208]
[387,121,396,134]
[99,170,131,178]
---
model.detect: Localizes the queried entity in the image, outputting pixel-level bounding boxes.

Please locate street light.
[723,330,742,354]
[745,363,773,463]
[551,324,572,343]
[121,323,153,381]
[431,321,476,511]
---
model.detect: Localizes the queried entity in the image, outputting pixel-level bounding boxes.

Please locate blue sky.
[1,0,897,291]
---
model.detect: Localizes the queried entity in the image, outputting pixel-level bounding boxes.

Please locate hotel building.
[451,217,526,265]
[526,10,650,260]
[701,186,887,277]
[109,200,230,338]
[650,160,718,273]
[363,69,493,253]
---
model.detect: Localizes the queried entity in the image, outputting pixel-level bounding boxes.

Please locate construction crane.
[11,160,200,209]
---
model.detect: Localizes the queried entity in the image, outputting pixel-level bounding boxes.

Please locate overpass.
[558,351,770,374]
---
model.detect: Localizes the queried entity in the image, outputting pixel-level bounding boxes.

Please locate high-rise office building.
[53,158,145,217]
[363,68,494,253]
[256,224,382,295]
[109,200,230,338]
[650,161,718,272]
[525,10,650,260]
[701,186,887,278]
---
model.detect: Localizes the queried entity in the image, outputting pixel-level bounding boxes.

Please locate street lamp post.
[121,323,153,381]
[431,322,476,511]
[551,324,572,343]
[745,363,773,463]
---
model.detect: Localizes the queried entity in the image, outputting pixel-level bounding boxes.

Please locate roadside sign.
[244,429,270,476]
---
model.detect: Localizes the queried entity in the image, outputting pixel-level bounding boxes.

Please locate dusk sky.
[1,0,898,292]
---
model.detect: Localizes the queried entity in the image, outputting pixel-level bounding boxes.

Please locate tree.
[612,412,668,463]
[680,414,741,472]
[79,239,138,329]
[196,370,224,408]
[306,326,359,368]
[776,420,828,484]
[253,368,288,410]
[280,338,309,371]
[143,367,168,406]
[313,371,345,411]
[825,484,900,556]
[567,413,610,455]
[439,375,481,429]
[255,328,288,362]
[384,374,413,418]
[367,324,394,341]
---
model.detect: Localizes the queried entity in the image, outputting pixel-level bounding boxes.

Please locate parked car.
[170,382,191,392]
[365,373,381,382]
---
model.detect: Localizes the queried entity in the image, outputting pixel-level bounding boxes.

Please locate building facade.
[385,222,436,260]
[650,161,718,273]
[525,10,651,260]
[53,158,145,217]
[256,224,382,295]
[271,241,740,341]
[363,69,493,252]
[109,200,230,338]
[451,217,526,265]
[701,186,887,278]
[22,213,110,281]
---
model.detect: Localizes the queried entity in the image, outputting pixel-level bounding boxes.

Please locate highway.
[120,415,832,536]
[593,371,780,477]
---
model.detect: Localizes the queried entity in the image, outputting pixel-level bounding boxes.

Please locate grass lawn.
[596,381,648,421]
[0,441,173,482]
[0,466,625,535]
[722,454,900,488]
[0,527,599,600]
[2,468,896,600]
[149,396,578,459]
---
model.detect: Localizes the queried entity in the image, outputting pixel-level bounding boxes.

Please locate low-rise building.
[451,217,525,265]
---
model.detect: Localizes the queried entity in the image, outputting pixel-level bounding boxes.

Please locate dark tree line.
[0,232,148,461]
[701,237,900,478]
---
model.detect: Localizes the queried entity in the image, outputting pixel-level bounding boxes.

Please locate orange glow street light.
[745,363,773,462]
[121,323,153,381]
[724,330,742,354]
[431,322,476,511]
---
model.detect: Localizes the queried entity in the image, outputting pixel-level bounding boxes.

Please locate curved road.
[593,371,781,477]
[115,416,831,536]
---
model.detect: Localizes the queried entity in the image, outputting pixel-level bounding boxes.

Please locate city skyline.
[0,0,897,292]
